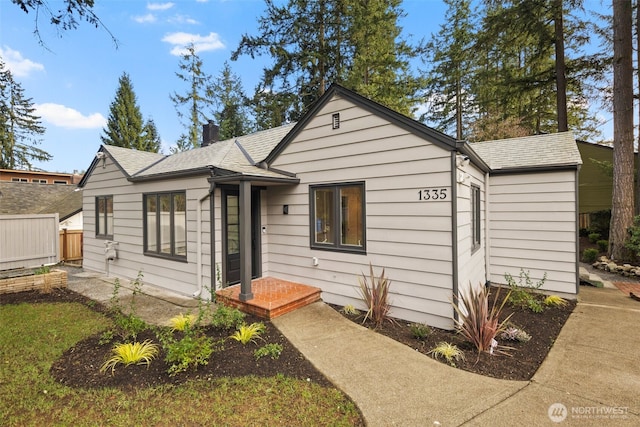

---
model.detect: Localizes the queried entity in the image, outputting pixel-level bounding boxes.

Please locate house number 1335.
[418,188,447,201]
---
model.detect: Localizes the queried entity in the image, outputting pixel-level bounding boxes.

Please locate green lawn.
[0,302,361,426]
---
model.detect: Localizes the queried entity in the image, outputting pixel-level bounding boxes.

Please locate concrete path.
[273,287,640,426]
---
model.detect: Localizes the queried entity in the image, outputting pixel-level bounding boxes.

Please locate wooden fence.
[59,229,83,263]
[0,214,59,271]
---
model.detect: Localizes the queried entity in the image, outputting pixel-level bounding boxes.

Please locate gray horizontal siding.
[268,95,455,329]
[82,157,212,297]
[487,170,578,295]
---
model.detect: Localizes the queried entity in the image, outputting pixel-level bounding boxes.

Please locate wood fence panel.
[59,229,83,262]
[0,214,59,270]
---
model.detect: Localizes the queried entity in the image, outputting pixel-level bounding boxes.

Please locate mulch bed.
[331,291,576,381]
[1,288,332,390]
[1,285,577,387]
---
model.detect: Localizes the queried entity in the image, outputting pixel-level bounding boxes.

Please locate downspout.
[193,168,216,298]
[451,152,459,323]
[210,182,216,293]
[484,170,491,286]
[575,165,581,294]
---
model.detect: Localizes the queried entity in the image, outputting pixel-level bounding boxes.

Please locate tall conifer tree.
[0,59,50,169]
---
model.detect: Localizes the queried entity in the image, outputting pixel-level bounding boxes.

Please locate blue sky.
[1,0,610,174]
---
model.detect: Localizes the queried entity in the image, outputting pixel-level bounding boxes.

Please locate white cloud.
[168,14,199,25]
[148,2,175,11]
[162,32,225,56]
[133,13,157,24]
[35,103,106,129]
[0,46,44,78]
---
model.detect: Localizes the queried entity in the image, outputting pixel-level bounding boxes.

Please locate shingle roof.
[469,131,582,171]
[103,145,166,176]
[104,123,297,180]
[0,182,82,220]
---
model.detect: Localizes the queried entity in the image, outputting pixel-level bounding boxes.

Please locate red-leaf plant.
[358,263,392,329]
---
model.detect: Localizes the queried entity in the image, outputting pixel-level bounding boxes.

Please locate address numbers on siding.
[418,188,448,201]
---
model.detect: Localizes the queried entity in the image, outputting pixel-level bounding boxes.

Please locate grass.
[0,302,361,426]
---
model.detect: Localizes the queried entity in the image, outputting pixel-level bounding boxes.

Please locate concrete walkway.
[64,267,640,426]
[273,286,640,426]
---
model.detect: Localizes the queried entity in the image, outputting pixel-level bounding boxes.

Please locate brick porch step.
[215,277,322,319]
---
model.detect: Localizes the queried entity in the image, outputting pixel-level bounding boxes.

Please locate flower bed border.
[0,269,67,294]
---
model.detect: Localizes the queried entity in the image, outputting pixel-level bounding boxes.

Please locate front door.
[222,187,260,285]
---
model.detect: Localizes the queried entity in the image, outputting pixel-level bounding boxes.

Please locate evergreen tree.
[610,0,634,260]
[142,118,162,153]
[101,72,158,152]
[0,59,50,169]
[232,0,422,126]
[211,62,250,140]
[420,0,476,139]
[170,44,215,152]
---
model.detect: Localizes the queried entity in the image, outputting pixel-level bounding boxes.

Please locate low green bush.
[582,248,598,263]
[596,240,609,253]
[254,343,283,360]
[588,232,601,243]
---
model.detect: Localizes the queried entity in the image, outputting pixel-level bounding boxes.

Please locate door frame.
[221,185,261,286]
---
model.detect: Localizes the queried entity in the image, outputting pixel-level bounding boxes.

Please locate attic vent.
[332,113,340,129]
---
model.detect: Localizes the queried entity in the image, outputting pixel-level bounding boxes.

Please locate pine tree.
[141,118,161,153]
[420,0,476,139]
[101,73,158,152]
[211,62,250,140]
[0,59,50,169]
[610,0,634,260]
[232,0,422,126]
[170,44,214,152]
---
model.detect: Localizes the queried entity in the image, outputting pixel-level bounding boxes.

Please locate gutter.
[451,151,459,323]
[193,167,215,298]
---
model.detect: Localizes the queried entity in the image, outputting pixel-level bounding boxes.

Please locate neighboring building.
[78,84,582,330]
[0,181,83,230]
[0,168,83,185]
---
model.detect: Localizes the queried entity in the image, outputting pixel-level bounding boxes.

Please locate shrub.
[505,269,547,313]
[169,313,197,332]
[340,305,360,316]
[625,215,640,259]
[409,323,432,340]
[34,265,50,275]
[544,295,568,308]
[429,342,465,367]
[596,240,609,253]
[453,285,512,355]
[210,305,245,330]
[500,327,531,343]
[160,332,220,376]
[582,248,599,263]
[100,340,159,375]
[254,343,283,360]
[588,232,601,243]
[230,322,266,345]
[358,263,392,328]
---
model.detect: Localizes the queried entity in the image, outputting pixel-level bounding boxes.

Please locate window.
[32,179,47,184]
[471,185,481,251]
[310,182,365,253]
[53,180,67,184]
[96,195,113,238]
[11,178,27,182]
[144,191,186,260]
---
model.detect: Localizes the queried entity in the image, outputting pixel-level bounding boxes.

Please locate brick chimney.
[202,120,219,147]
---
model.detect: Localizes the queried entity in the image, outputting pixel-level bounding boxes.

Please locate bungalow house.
[78,84,581,329]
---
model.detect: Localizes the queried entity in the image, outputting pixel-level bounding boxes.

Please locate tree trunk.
[554,0,568,132]
[636,1,640,215]
[610,0,635,261]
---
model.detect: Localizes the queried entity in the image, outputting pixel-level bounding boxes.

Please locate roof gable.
[264,84,462,166]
